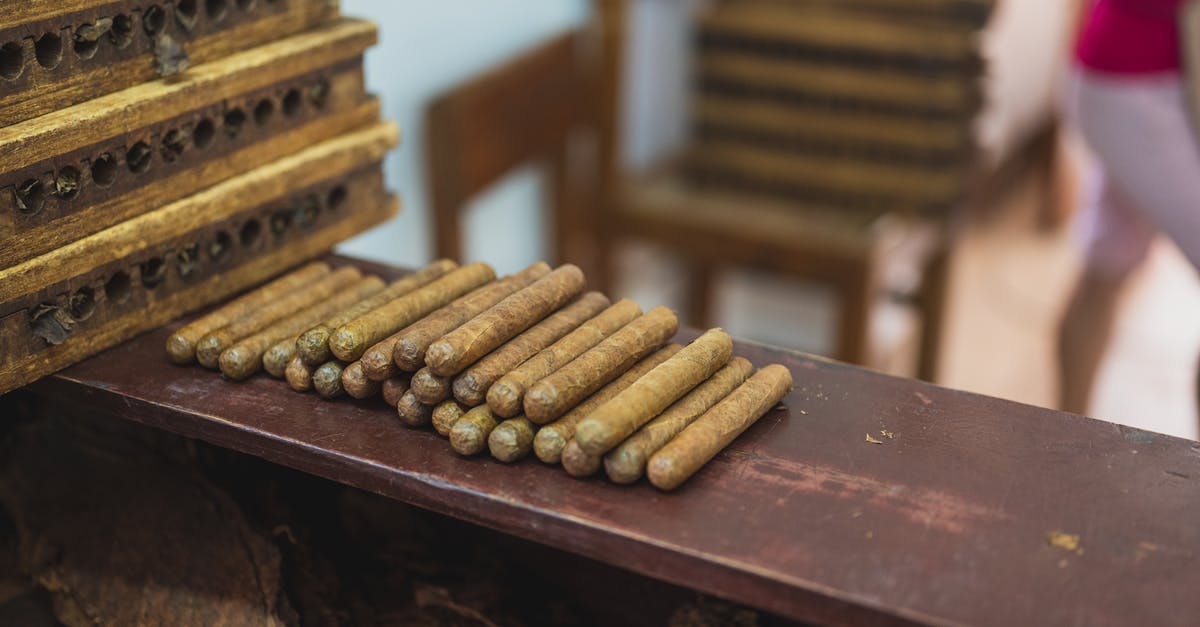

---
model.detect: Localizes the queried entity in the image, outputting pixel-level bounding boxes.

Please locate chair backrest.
[425,30,593,262]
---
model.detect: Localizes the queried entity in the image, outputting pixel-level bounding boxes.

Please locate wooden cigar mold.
[0,0,340,127]
[0,20,380,267]
[0,127,398,394]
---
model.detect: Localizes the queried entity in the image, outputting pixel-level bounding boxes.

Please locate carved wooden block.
[0,0,340,127]
[0,18,379,268]
[0,122,399,394]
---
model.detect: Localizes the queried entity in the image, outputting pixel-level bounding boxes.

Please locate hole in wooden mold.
[176,244,200,278]
[69,287,96,321]
[105,271,132,303]
[270,209,292,235]
[208,231,233,262]
[294,195,319,228]
[309,79,330,109]
[55,167,81,200]
[1,42,24,80]
[223,108,246,138]
[30,303,73,345]
[161,129,186,162]
[35,33,62,69]
[253,98,274,126]
[193,118,215,148]
[91,154,118,187]
[127,142,152,173]
[176,0,198,30]
[110,14,134,48]
[282,88,302,117]
[239,219,262,247]
[326,185,347,210]
[72,24,103,59]
[143,6,166,36]
[140,257,167,288]
[205,0,228,21]
[15,179,46,214]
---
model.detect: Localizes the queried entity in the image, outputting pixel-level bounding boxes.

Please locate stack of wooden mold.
[0,0,398,394]
[688,0,994,216]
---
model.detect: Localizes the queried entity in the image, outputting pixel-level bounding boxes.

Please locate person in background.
[1058,0,1200,415]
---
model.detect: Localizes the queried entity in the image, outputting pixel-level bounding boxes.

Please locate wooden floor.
[619,167,1200,441]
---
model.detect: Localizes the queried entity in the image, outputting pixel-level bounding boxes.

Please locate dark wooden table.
[25,257,1200,627]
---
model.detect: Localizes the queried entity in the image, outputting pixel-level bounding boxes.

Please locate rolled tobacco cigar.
[561,439,602,477]
[166,261,330,364]
[390,262,551,372]
[605,357,754,484]
[313,361,347,399]
[452,292,610,407]
[396,390,433,427]
[523,306,678,424]
[218,276,385,380]
[647,364,793,491]
[285,355,314,392]
[432,399,467,437]
[296,259,457,366]
[425,264,585,376]
[263,335,301,378]
[487,298,640,417]
[450,405,499,456]
[410,366,452,404]
[488,416,537,462]
[533,344,681,464]
[574,328,733,455]
[342,361,382,399]
[329,262,495,362]
[196,265,362,368]
[381,374,412,408]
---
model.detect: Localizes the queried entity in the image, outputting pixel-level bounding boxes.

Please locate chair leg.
[834,267,872,366]
[684,260,716,329]
[916,246,952,382]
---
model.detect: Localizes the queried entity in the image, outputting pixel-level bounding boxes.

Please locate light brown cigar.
[329,262,495,362]
[285,355,314,392]
[390,262,551,373]
[432,399,467,437]
[313,361,347,399]
[488,298,640,417]
[396,390,433,427]
[342,361,381,399]
[167,261,330,364]
[426,264,586,376]
[218,276,385,380]
[381,374,412,408]
[296,259,457,365]
[453,292,610,407]
[263,335,300,378]
[647,364,793,491]
[450,405,499,456]
[562,439,602,477]
[605,357,754,484]
[523,306,679,424]
[574,328,733,455]
[488,416,536,462]
[411,366,453,404]
[196,266,362,368]
[533,344,681,464]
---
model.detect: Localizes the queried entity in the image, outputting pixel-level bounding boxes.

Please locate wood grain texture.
[0,0,342,126]
[26,255,1200,627]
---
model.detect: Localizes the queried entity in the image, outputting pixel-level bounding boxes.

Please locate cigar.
[488,416,536,462]
[605,357,753,484]
[487,298,640,417]
[574,328,733,455]
[329,262,495,362]
[432,399,467,437]
[285,354,314,392]
[381,373,412,408]
[166,261,329,364]
[410,366,453,404]
[263,335,300,378]
[312,361,347,399]
[389,262,551,373]
[342,361,381,399]
[196,266,362,368]
[647,364,793,490]
[532,344,681,464]
[449,405,499,456]
[561,438,602,477]
[218,276,385,381]
[296,259,457,365]
[452,292,610,407]
[396,390,433,427]
[523,306,678,424]
[425,264,585,376]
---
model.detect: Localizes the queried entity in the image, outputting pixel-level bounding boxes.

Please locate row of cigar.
[165,259,793,490]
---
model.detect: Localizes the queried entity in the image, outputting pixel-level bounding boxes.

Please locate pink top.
[1076,0,1184,74]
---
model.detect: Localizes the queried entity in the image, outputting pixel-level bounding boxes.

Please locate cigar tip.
[488,428,518,462]
[165,334,195,364]
[603,449,641,485]
[450,423,483,456]
[218,348,252,381]
[533,429,564,464]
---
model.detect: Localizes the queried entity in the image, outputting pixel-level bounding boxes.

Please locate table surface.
[27,257,1200,627]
